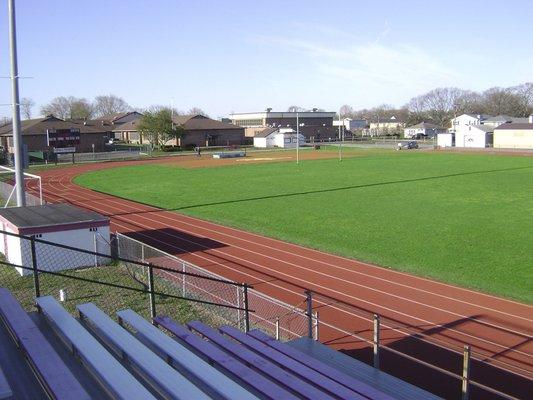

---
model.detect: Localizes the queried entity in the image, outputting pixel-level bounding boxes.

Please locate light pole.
[8,0,25,206]
[296,112,299,164]
[338,114,343,161]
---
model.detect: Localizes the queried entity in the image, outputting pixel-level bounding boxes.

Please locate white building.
[437,133,454,147]
[0,204,110,276]
[253,128,305,148]
[449,114,490,133]
[455,125,494,148]
[404,122,446,139]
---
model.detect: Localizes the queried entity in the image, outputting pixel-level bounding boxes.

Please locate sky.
[1,0,533,120]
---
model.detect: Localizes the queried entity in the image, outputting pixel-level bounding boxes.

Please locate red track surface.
[35,156,532,399]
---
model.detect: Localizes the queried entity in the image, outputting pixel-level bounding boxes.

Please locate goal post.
[0,165,43,207]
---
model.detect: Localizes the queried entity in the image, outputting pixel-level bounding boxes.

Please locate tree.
[40,96,93,119]
[287,105,305,112]
[136,108,183,148]
[481,87,523,116]
[93,94,130,117]
[20,97,35,119]
[339,105,354,118]
[188,107,208,117]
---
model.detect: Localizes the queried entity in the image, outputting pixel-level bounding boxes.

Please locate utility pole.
[8,0,26,206]
[338,114,343,161]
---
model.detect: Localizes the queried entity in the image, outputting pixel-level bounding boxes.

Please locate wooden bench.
[36,296,155,400]
[187,320,336,400]
[0,366,12,400]
[248,329,394,400]
[154,316,298,400]
[77,303,209,400]
[0,289,89,400]
[220,325,367,400]
[117,309,257,400]
[288,337,442,400]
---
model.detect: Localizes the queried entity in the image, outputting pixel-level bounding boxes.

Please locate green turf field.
[75,151,533,303]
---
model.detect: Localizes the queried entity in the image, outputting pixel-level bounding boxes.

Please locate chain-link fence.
[116,232,311,339]
[0,229,248,330]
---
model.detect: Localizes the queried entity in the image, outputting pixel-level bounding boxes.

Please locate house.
[253,127,305,148]
[404,122,446,139]
[98,111,143,125]
[118,114,245,148]
[0,115,110,154]
[494,117,533,149]
[0,203,110,276]
[455,124,493,148]
[449,114,491,133]
[230,110,337,142]
[368,116,405,136]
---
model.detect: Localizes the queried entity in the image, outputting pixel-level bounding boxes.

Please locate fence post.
[141,243,145,263]
[314,311,319,341]
[305,290,313,339]
[182,262,186,297]
[30,236,40,299]
[147,263,156,319]
[243,283,250,333]
[236,286,241,330]
[93,232,98,267]
[373,314,380,369]
[275,317,280,340]
[462,345,471,400]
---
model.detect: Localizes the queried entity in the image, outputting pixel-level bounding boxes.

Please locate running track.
[33,156,532,399]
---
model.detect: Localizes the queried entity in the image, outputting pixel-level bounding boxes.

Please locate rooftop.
[0,116,109,136]
[494,122,533,130]
[0,204,108,229]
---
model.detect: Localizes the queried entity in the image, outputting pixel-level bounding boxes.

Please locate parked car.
[397,141,419,150]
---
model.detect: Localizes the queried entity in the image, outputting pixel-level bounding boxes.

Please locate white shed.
[253,127,305,148]
[437,133,454,148]
[0,204,110,276]
[455,125,493,148]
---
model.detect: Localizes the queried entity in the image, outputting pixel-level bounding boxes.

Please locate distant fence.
[56,149,145,163]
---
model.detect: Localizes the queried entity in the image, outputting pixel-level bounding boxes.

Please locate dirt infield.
[31,152,533,399]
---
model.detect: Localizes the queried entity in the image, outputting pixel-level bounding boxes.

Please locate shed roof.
[0,204,108,229]
[254,127,278,138]
[494,123,533,130]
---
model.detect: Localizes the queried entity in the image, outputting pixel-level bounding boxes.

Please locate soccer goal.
[0,165,43,207]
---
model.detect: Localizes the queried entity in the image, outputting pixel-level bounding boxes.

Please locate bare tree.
[481,87,523,116]
[93,94,130,117]
[20,97,35,119]
[339,104,354,118]
[188,107,208,117]
[287,105,305,112]
[40,96,94,120]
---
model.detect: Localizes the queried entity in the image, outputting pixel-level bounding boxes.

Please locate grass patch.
[0,262,201,323]
[75,151,533,303]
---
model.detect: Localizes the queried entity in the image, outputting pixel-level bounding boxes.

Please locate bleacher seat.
[154,315,298,400]
[0,289,90,400]
[220,325,368,400]
[248,329,394,400]
[77,303,211,400]
[187,320,337,400]
[0,366,12,400]
[36,296,155,400]
[117,309,257,400]
[288,336,442,400]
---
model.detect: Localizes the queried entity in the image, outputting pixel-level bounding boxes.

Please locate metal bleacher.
[0,288,442,400]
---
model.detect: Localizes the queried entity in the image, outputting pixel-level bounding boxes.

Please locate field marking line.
[49,182,533,364]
